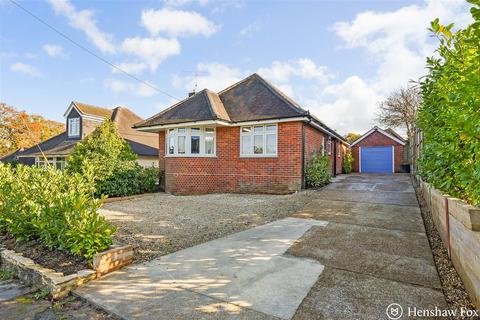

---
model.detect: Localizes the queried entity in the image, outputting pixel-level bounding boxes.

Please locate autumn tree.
[0,103,64,156]
[376,86,421,140]
[345,132,361,144]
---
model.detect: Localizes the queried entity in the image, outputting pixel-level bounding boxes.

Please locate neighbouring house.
[1,101,158,168]
[351,126,407,173]
[134,73,349,195]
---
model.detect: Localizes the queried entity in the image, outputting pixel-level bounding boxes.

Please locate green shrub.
[306,154,331,188]
[98,162,159,197]
[67,120,159,197]
[343,151,353,174]
[418,4,480,206]
[0,162,115,261]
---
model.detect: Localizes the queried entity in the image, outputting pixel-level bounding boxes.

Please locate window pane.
[241,135,251,154]
[178,136,185,154]
[254,126,264,133]
[254,135,263,154]
[205,136,214,154]
[266,134,277,154]
[178,128,185,133]
[191,136,200,154]
[241,127,251,133]
[191,128,200,133]
[205,128,214,134]
[266,125,276,132]
[169,136,175,154]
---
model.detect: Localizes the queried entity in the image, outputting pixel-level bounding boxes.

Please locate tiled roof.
[134,73,308,128]
[73,101,113,118]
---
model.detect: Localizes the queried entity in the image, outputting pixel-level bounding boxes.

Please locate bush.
[98,162,160,197]
[306,154,331,188]
[67,120,159,197]
[0,162,115,261]
[343,151,353,174]
[418,5,480,206]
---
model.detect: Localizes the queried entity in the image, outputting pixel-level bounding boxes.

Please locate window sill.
[165,154,217,158]
[239,154,278,158]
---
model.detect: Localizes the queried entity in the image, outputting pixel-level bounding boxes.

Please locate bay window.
[166,127,216,157]
[240,124,277,157]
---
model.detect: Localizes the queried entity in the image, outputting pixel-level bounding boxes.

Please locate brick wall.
[352,130,404,173]
[159,121,303,194]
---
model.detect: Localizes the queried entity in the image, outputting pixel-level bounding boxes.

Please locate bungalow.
[134,73,349,194]
[3,101,158,168]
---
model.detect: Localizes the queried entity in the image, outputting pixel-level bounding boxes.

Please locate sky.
[0,0,473,136]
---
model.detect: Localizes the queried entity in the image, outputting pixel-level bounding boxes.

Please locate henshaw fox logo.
[386,303,404,320]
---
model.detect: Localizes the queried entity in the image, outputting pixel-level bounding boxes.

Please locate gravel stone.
[100,191,315,263]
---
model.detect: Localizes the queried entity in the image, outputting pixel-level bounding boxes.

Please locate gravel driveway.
[100,191,314,262]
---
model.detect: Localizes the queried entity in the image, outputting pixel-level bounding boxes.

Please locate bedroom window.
[68,118,80,137]
[240,124,277,157]
[166,127,216,157]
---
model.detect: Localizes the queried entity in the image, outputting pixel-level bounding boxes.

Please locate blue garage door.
[361,146,393,173]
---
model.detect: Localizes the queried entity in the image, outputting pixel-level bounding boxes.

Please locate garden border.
[0,245,133,299]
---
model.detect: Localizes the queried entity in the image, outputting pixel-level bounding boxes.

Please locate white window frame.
[68,118,80,137]
[321,136,325,156]
[327,138,332,155]
[240,124,278,158]
[35,156,67,170]
[165,126,216,157]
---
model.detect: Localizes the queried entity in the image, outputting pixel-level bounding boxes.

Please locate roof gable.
[351,126,406,146]
[219,73,307,122]
[63,101,112,119]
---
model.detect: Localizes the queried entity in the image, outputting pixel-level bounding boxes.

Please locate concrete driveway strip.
[75,218,328,320]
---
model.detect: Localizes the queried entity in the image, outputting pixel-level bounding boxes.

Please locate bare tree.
[376,86,421,140]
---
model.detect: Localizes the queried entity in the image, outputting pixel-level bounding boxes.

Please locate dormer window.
[68,118,80,137]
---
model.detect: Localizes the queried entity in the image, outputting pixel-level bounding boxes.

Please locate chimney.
[188,91,195,97]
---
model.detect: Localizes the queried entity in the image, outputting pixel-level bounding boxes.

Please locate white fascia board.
[135,117,309,132]
[351,127,406,146]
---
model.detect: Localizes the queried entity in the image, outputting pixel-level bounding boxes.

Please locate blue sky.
[0,0,471,135]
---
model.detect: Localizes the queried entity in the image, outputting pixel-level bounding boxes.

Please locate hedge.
[0,163,115,260]
[306,153,331,188]
[418,3,480,206]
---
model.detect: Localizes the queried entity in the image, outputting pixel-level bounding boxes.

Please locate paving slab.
[75,218,328,320]
[292,198,424,232]
[316,189,419,206]
[287,223,441,288]
[292,268,447,320]
[0,279,33,302]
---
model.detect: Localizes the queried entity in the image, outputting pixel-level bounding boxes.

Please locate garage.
[351,126,407,173]
[360,146,393,173]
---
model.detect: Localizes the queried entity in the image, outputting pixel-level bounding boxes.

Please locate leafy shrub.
[98,162,160,197]
[306,154,331,188]
[67,120,159,197]
[0,162,115,260]
[343,151,354,174]
[418,4,480,206]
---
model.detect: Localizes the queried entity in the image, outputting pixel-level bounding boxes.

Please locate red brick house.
[351,126,406,173]
[134,73,349,194]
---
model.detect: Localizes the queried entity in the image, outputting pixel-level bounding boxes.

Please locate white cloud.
[173,62,243,92]
[48,0,115,54]
[240,22,260,36]
[112,62,147,75]
[42,44,68,59]
[258,58,332,85]
[121,37,180,71]
[104,79,157,97]
[141,8,219,37]
[10,62,41,77]
[163,0,210,7]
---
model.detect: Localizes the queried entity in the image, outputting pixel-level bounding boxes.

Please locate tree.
[67,119,137,181]
[0,103,64,156]
[376,86,421,140]
[345,132,361,144]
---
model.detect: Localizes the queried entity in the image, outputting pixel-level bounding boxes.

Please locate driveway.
[75,174,446,319]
